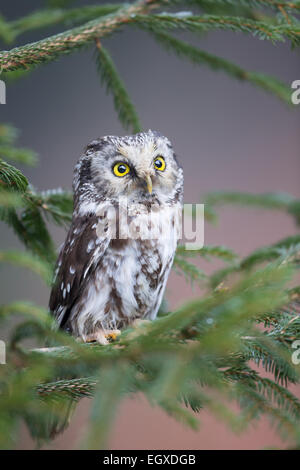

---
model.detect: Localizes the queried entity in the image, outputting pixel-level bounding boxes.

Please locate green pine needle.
[0,250,52,284]
[0,159,28,192]
[0,145,37,166]
[135,13,300,46]
[149,31,292,103]
[205,191,300,225]
[95,44,142,133]
[1,5,123,44]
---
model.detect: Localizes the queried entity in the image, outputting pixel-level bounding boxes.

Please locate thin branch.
[149,31,291,102]
[2,5,124,43]
[243,0,300,11]
[135,13,300,44]
[95,39,142,132]
[0,0,161,72]
[278,4,292,23]
[187,0,300,11]
[37,377,97,398]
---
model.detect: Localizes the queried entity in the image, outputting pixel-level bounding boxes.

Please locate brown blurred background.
[0,0,299,449]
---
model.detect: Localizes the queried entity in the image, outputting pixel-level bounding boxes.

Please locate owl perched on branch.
[49,130,183,344]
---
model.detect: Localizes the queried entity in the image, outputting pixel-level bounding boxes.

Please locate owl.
[49,130,183,344]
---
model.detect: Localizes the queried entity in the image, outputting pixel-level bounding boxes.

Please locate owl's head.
[73,130,183,212]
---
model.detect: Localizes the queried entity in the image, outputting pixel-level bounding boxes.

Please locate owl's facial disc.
[108,138,177,201]
[80,131,182,208]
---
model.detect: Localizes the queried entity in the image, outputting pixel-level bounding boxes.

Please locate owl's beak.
[145,174,153,194]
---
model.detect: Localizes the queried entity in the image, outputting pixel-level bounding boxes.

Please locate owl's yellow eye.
[113,162,130,177]
[154,156,166,171]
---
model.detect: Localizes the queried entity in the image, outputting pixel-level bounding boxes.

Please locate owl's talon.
[83,332,108,345]
[82,329,120,345]
[104,329,121,342]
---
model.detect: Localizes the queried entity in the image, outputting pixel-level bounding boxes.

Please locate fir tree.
[0,0,299,450]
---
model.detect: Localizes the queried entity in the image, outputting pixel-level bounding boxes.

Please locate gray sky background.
[0,0,299,449]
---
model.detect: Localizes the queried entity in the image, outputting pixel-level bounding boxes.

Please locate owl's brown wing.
[49,213,110,331]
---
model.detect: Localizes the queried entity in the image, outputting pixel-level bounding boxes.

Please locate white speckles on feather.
[87,240,95,253]
[52,131,183,337]
[69,203,180,333]
[78,200,98,216]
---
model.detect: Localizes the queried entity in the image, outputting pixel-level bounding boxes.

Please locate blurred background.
[0,0,299,449]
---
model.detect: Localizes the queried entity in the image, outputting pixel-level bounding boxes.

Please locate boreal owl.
[49,130,183,344]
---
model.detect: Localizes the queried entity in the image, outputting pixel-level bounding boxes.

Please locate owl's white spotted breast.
[67,202,181,338]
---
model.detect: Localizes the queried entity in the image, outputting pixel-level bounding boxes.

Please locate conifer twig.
[148,31,291,102]
[95,39,142,133]
[0,0,161,72]
[135,13,300,45]
[0,5,124,43]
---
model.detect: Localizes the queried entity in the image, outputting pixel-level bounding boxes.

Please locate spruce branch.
[0,127,72,262]
[0,301,52,326]
[173,255,207,284]
[0,250,52,284]
[205,191,300,225]
[95,39,142,133]
[83,363,133,449]
[1,1,300,74]
[180,0,300,17]
[135,13,300,44]
[148,31,292,102]
[0,124,18,145]
[36,377,97,399]
[210,234,300,288]
[0,187,72,263]
[0,188,23,208]
[242,334,298,385]
[256,377,300,420]
[0,145,37,166]
[0,5,124,44]
[241,236,300,270]
[29,188,73,226]
[1,260,298,448]
[187,0,300,12]
[0,159,28,192]
[174,244,238,286]
[234,383,299,439]
[0,186,72,263]
[180,0,260,17]
[8,205,57,265]
[0,0,162,73]
[0,1,299,450]
[176,244,238,262]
